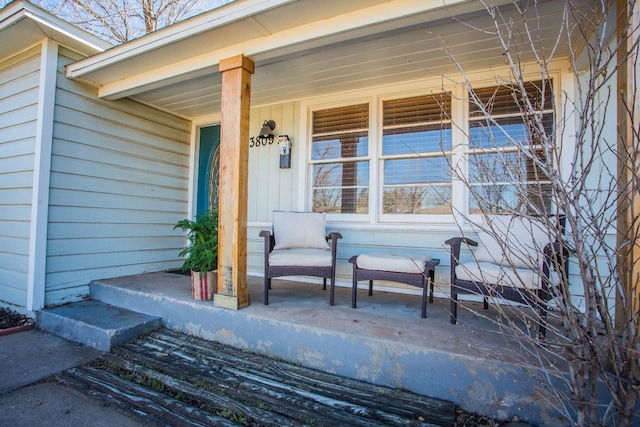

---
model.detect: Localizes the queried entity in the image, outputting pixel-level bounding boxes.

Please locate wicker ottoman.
[349,253,440,318]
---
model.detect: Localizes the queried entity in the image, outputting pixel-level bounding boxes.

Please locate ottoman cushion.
[356,252,431,274]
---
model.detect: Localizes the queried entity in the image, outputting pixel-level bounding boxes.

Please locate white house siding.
[44,47,191,306]
[0,46,41,308]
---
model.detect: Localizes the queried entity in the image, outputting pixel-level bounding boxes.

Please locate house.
[4,0,626,313]
[1,0,638,423]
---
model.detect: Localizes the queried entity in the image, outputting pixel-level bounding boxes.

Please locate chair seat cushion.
[356,252,431,274]
[455,261,560,290]
[269,248,332,267]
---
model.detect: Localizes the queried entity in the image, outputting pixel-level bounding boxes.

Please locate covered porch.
[75,272,566,425]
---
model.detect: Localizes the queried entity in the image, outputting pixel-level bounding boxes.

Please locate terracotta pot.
[0,322,34,336]
[191,270,216,300]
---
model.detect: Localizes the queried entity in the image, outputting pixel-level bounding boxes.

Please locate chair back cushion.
[472,215,551,269]
[272,211,330,250]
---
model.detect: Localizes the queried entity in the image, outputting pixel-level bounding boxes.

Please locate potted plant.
[174,209,219,300]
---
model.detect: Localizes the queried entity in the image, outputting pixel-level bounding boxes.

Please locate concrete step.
[38,300,161,351]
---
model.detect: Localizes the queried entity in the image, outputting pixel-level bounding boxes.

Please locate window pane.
[469,152,548,184]
[313,104,368,134]
[310,103,369,214]
[383,186,451,214]
[384,157,451,185]
[469,183,551,214]
[383,126,451,155]
[469,80,553,118]
[469,119,530,149]
[312,161,369,214]
[381,92,452,216]
[313,188,369,214]
[383,93,451,126]
[467,80,554,215]
[313,161,369,187]
[311,133,368,160]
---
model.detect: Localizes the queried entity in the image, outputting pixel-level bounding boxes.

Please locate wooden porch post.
[214,55,254,310]
[616,0,640,331]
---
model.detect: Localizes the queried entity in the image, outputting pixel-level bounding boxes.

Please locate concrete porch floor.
[90,271,568,426]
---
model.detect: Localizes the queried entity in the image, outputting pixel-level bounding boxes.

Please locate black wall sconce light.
[249,120,276,147]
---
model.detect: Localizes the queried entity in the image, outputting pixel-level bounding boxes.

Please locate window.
[310,104,369,214]
[381,93,452,214]
[306,79,555,220]
[467,80,553,214]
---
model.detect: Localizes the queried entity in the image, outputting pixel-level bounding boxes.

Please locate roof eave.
[0,1,112,57]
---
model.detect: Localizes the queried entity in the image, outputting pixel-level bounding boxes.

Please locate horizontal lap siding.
[45,48,191,303]
[0,47,40,307]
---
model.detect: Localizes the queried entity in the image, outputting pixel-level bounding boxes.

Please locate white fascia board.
[1,1,111,53]
[94,0,472,100]
[66,0,295,79]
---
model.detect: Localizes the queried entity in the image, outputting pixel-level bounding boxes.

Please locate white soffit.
[65,0,477,99]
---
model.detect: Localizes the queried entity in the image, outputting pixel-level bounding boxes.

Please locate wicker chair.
[260,211,342,305]
[445,215,570,337]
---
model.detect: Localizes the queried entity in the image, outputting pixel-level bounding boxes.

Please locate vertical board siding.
[247,102,300,277]
[0,46,41,307]
[44,47,192,303]
[247,102,299,223]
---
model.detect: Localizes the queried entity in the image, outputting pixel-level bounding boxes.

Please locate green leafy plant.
[173,209,219,273]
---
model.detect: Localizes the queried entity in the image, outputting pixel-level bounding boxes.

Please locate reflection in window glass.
[310,104,369,214]
[311,133,368,160]
[468,80,553,214]
[384,157,451,185]
[383,186,451,214]
[383,127,452,155]
[469,183,552,214]
[382,93,452,214]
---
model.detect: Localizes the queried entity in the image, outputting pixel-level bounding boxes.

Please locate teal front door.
[196,125,220,215]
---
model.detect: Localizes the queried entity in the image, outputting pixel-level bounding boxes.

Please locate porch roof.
[64,0,578,120]
[0,1,111,60]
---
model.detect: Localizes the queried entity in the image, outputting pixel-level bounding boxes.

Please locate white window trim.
[462,73,562,222]
[377,87,458,224]
[301,97,373,222]
[299,65,567,227]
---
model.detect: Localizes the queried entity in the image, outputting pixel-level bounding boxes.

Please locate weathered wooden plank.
[57,369,206,427]
[57,329,457,426]
[59,367,218,427]
[99,352,303,427]
[117,330,453,426]
[54,371,169,426]
[149,329,454,423]
[109,344,340,426]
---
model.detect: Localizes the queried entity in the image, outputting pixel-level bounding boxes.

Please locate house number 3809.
[249,135,275,147]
